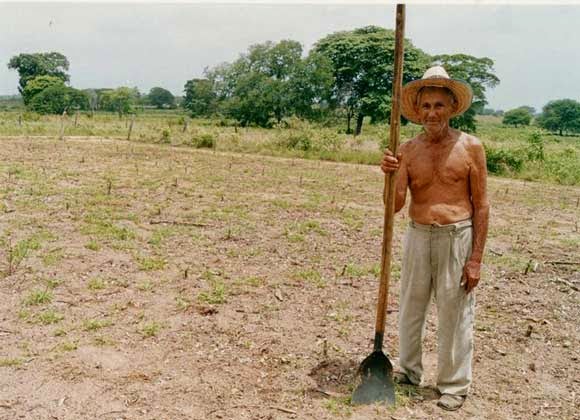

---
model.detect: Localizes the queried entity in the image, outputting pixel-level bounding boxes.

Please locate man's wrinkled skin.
[381,86,490,293]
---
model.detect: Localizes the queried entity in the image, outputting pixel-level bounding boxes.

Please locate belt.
[409,219,472,232]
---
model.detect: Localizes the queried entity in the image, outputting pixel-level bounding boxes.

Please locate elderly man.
[381,66,490,411]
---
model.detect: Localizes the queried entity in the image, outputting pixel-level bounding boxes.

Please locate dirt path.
[0,136,578,419]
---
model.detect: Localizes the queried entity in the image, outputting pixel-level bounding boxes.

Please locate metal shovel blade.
[351,350,396,406]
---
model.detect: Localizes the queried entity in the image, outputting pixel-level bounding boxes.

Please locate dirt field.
[0,136,578,420]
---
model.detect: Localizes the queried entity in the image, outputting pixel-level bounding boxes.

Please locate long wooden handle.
[374,3,405,351]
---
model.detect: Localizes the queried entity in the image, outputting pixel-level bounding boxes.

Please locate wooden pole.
[373,3,405,348]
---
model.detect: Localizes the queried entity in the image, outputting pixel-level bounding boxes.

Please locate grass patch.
[0,358,23,368]
[140,322,162,338]
[294,269,326,288]
[84,239,101,251]
[57,341,78,352]
[83,319,112,331]
[41,248,64,266]
[87,277,106,290]
[36,310,64,325]
[198,271,228,304]
[23,289,53,306]
[137,256,167,271]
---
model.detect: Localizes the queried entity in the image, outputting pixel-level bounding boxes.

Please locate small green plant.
[294,269,326,288]
[137,256,167,271]
[84,239,101,251]
[87,278,106,290]
[3,236,41,276]
[198,271,227,304]
[24,289,53,306]
[140,322,162,338]
[37,310,64,325]
[83,319,112,331]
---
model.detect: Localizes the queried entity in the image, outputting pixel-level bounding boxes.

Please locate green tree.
[537,99,580,136]
[99,87,139,117]
[148,87,175,109]
[183,78,217,117]
[29,85,89,114]
[21,75,65,105]
[7,52,70,103]
[207,40,333,127]
[313,26,430,135]
[431,54,499,132]
[503,107,532,127]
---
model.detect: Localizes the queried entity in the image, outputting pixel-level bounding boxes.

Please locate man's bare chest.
[407,143,471,189]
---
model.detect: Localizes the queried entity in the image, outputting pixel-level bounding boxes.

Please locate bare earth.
[0,136,578,420]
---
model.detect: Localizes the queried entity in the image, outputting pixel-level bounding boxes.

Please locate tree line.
[7,25,580,136]
[7,53,177,116]
[182,27,500,134]
[502,101,580,135]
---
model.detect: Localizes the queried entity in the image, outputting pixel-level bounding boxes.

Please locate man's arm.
[463,137,490,293]
[381,143,409,213]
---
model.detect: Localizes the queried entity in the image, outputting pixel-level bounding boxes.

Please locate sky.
[1,2,579,112]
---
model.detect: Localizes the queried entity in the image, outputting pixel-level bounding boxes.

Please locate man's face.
[415,87,456,137]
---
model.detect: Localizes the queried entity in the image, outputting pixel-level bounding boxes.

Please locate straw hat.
[401,66,473,124]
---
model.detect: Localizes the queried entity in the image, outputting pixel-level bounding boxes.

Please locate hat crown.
[422,65,450,80]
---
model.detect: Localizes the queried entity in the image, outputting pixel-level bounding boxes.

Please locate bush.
[160,129,171,144]
[526,131,544,161]
[484,144,525,174]
[190,133,215,148]
[282,132,312,151]
[314,131,343,152]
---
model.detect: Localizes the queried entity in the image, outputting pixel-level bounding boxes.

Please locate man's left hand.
[461,260,481,293]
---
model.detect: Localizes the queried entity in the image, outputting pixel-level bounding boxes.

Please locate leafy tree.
[431,54,499,132]
[537,99,580,136]
[29,85,89,114]
[313,26,430,135]
[183,78,217,117]
[503,107,532,127]
[7,52,70,103]
[287,52,335,120]
[148,87,175,109]
[207,40,333,127]
[21,75,65,105]
[99,87,139,117]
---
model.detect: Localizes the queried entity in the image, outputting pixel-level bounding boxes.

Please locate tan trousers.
[398,219,475,396]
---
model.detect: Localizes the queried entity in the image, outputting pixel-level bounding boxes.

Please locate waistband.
[409,219,472,232]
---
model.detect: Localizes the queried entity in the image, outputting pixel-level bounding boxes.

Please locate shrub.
[484,144,524,174]
[191,133,215,148]
[526,131,545,161]
[282,132,312,151]
[160,129,171,144]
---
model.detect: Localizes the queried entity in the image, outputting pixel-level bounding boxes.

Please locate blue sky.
[1,2,579,112]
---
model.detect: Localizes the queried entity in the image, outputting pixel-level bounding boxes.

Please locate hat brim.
[401,78,473,125]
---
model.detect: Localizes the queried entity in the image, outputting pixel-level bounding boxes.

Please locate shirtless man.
[380,66,490,411]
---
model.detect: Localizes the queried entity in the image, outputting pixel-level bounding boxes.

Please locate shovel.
[351,4,406,406]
